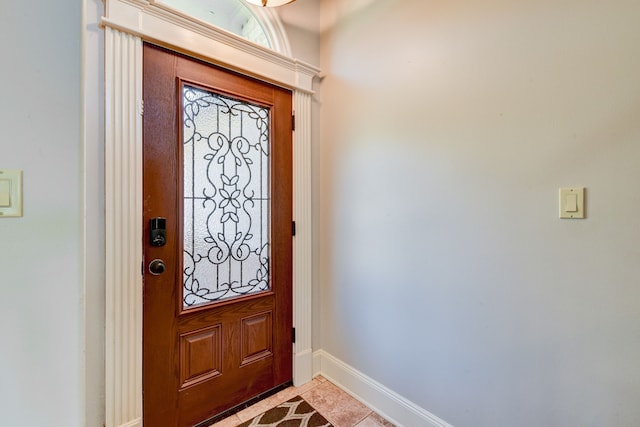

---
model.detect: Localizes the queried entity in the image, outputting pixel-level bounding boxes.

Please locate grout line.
[351,410,374,427]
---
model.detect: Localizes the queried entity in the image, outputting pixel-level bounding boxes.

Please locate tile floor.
[208,376,395,427]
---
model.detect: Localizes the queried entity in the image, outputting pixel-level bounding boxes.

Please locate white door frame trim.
[102,2,318,426]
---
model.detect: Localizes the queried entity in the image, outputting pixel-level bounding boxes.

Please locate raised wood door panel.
[142,43,292,427]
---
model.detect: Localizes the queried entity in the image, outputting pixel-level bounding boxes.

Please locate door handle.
[149,259,166,275]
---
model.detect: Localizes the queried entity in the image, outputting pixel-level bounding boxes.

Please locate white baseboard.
[313,350,453,427]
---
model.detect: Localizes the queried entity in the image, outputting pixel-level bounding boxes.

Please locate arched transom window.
[158,0,290,54]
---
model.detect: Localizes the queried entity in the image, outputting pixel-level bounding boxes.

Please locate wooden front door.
[142,44,293,427]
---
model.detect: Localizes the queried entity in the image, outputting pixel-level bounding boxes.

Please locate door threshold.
[193,381,293,427]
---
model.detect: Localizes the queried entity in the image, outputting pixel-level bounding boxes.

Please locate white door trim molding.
[102,2,318,426]
[104,28,143,427]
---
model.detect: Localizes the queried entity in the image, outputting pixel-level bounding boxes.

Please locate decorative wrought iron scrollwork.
[182,85,270,307]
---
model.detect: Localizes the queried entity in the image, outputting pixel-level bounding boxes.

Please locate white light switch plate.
[559,187,584,219]
[0,169,23,217]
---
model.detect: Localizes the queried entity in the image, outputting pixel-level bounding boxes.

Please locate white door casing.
[102,1,318,426]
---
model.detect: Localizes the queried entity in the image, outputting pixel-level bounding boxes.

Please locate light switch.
[565,194,578,212]
[0,179,10,207]
[0,169,22,217]
[559,187,585,219]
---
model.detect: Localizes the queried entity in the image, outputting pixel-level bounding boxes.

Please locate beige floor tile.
[293,377,324,395]
[208,413,241,427]
[302,381,371,427]
[354,413,395,427]
[354,416,383,427]
[368,413,395,426]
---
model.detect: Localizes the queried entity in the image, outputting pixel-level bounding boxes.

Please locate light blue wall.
[318,0,640,426]
[0,1,83,426]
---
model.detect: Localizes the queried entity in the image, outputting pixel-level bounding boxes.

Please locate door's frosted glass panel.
[183,84,270,308]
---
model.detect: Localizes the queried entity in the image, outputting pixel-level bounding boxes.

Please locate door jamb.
[102,2,318,426]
